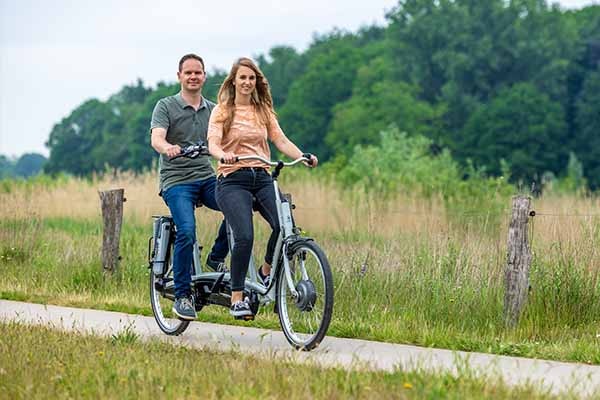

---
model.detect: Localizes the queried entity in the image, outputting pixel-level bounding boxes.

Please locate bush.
[334,126,514,229]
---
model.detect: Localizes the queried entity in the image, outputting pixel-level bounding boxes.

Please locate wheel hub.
[295,280,316,311]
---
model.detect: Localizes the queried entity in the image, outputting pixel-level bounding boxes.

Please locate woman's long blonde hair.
[216,57,275,133]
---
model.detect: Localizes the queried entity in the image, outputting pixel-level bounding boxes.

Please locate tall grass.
[1,172,600,363]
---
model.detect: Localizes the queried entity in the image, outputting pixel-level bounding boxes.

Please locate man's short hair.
[179,54,205,72]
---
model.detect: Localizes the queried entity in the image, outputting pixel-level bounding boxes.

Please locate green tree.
[203,69,228,102]
[257,46,305,108]
[564,6,600,187]
[99,79,156,173]
[0,155,14,178]
[574,69,600,189]
[14,153,47,177]
[326,56,442,156]
[109,78,151,105]
[45,99,115,175]
[462,83,567,183]
[279,30,374,159]
[386,0,577,166]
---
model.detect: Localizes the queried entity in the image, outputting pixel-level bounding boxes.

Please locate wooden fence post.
[504,195,532,328]
[99,188,125,275]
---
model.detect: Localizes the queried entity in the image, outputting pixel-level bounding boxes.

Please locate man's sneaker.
[172,296,196,320]
[258,267,271,287]
[206,255,228,272]
[230,297,254,320]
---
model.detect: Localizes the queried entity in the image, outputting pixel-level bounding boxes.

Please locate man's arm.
[150,99,180,158]
[151,128,181,158]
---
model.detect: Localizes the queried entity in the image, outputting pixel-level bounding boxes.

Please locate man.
[150,53,228,320]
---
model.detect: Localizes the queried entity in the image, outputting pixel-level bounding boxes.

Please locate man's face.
[177,59,206,93]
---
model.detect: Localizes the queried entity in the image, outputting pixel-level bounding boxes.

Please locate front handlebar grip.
[302,153,314,166]
[220,156,240,163]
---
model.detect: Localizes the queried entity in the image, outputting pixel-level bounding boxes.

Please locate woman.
[207,57,318,319]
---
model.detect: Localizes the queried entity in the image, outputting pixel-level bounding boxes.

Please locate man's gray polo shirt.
[150,92,216,193]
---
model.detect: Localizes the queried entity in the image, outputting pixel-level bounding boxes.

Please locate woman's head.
[216,57,275,132]
[218,57,273,109]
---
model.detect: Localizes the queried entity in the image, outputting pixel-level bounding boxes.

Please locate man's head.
[177,53,206,94]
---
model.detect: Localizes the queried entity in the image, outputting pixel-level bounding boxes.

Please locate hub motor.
[295,280,317,311]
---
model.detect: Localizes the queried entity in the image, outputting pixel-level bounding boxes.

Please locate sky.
[0,0,598,158]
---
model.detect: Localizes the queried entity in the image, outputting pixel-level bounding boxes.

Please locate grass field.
[0,321,567,399]
[1,172,600,364]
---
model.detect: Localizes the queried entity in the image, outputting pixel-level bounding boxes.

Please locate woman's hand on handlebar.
[220,152,238,164]
[303,153,318,168]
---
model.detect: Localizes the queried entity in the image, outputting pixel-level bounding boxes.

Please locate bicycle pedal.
[236,314,255,321]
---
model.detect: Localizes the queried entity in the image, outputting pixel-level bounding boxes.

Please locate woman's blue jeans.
[162,176,228,299]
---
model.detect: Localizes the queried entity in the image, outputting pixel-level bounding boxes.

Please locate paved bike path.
[1,299,598,398]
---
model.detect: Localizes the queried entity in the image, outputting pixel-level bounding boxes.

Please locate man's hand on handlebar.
[168,142,210,160]
[165,144,181,159]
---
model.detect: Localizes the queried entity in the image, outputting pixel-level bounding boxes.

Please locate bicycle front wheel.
[276,240,334,351]
[149,250,190,336]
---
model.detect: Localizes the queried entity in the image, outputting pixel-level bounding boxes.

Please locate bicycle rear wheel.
[276,240,334,351]
[150,250,190,335]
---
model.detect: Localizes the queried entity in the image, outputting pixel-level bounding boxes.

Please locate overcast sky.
[0,0,598,158]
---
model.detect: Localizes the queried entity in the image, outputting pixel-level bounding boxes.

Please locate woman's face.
[234,65,256,97]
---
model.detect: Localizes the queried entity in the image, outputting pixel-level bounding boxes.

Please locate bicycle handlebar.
[220,153,315,167]
[170,142,315,172]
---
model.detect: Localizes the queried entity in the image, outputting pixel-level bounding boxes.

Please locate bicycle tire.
[149,247,190,336]
[276,240,334,351]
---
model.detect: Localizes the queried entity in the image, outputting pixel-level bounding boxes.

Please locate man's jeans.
[162,177,228,299]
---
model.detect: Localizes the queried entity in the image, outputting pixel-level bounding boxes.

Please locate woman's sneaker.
[258,268,271,287]
[206,255,228,272]
[230,297,254,320]
[173,296,196,320]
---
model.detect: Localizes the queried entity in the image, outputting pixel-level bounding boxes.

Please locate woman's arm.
[208,137,237,164]
[272,135,318,167]
[207,104,237,164]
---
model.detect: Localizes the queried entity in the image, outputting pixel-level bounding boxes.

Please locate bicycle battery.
[151,216,172,275]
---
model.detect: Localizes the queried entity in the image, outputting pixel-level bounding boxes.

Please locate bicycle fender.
[285,237,314,259]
